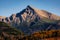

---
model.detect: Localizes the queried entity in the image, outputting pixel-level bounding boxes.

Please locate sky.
[0,0,60,17]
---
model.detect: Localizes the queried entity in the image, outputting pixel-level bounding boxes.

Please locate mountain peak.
[27,5,32,8]
[26,5,34,10]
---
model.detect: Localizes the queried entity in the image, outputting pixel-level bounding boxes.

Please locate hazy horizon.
[0,0,60,17]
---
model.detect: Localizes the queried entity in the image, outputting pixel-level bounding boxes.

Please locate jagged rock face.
[16,5,60,23]
[9,14,20,27]
[16,5,40,23]
[9,14,16,21]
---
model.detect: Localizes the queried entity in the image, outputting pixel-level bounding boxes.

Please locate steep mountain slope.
[33,8,60,20]
[0,22,60,40]
[0,22,24,40]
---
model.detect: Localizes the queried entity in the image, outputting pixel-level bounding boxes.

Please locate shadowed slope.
[0,22,24,40]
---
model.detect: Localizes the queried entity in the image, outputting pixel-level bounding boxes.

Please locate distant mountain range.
[0,5,60,34]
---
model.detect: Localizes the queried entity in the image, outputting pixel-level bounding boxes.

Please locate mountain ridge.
[0,5,60,34]
[0,5,60,22]
[0,5,60,40]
